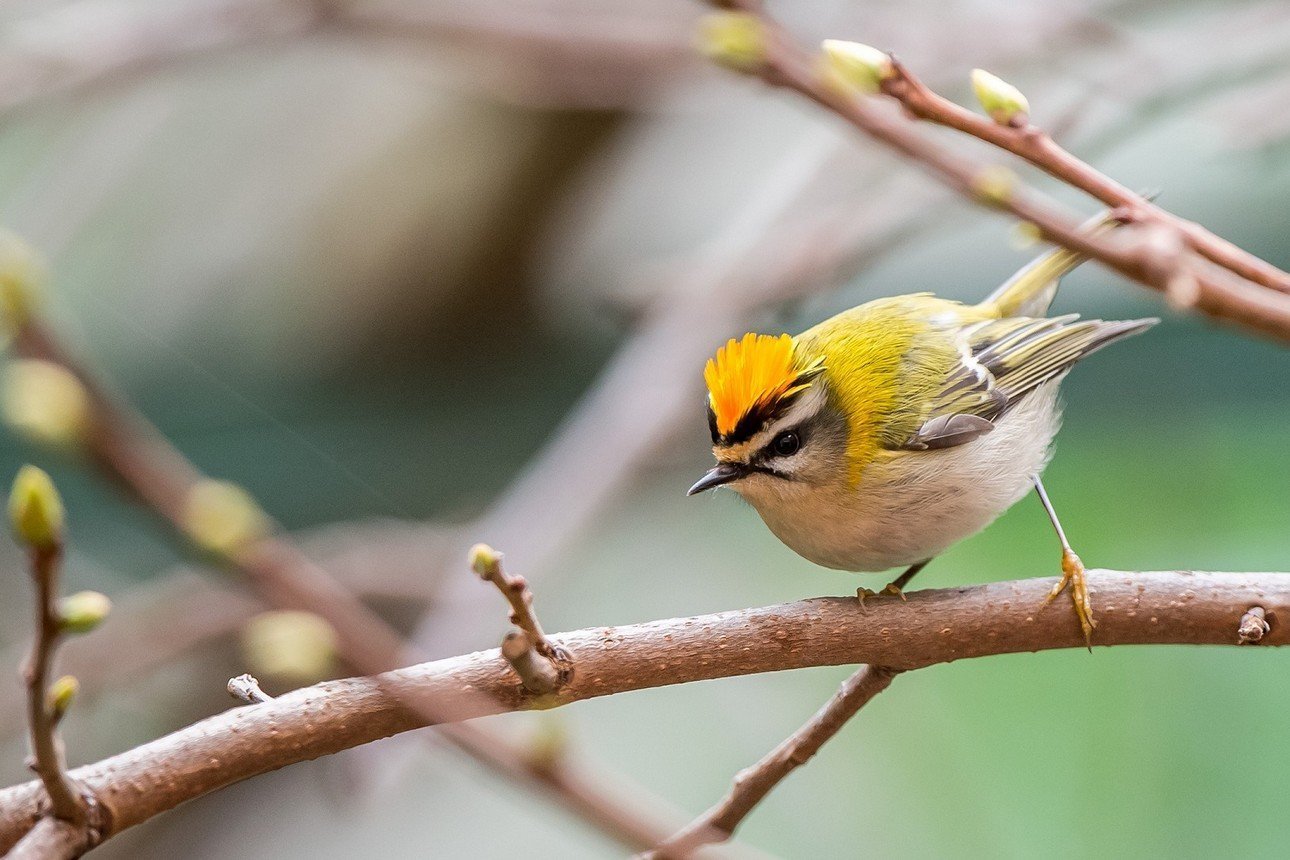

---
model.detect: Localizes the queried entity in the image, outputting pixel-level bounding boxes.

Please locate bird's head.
[688,333,847,499]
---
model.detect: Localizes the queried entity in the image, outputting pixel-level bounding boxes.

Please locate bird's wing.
[900,314,1157,450]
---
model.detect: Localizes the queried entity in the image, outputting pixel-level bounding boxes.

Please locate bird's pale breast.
[736,381,1062,571]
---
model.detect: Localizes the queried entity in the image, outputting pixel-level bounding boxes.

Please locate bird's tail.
[981,210,1128,319]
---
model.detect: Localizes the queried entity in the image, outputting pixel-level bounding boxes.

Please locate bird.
[687,230,1157,644]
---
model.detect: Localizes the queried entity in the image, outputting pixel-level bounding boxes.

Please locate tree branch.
[0,570,1283,852]
[875,57,1290,294]
[471,543,559,658]
[471,543,571,693]
[706,8,1290,341]
[647,665,900,857]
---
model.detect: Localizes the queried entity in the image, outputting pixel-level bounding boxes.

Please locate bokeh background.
[0,0,1288,857]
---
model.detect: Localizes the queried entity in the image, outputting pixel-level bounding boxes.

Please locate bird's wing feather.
[900,314,1157,451]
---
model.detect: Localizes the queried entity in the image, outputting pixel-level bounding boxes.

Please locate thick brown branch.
[0,570,1284,852]
[878,58,1290,294]
[649,665,900,857]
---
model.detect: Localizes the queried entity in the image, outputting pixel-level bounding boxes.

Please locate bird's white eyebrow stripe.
[748,387,826,451]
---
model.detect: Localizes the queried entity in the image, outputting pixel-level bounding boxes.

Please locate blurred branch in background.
[0,0,693,118]
[0,570,1283,853]
[337,0,695,108]
[0,0,319,117]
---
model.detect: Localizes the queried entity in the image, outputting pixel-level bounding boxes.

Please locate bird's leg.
[857,559,931,608]
[885,558,931,599]
[1033,476,1094,647]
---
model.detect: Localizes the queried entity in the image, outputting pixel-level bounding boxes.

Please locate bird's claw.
[856,582,908,612]
[1044,549,1096,649]
[881,582,908,601]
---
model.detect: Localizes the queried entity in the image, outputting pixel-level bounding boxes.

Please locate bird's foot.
[881,582,908,601]
[1043,548,1095,649]
[856,582,908,612]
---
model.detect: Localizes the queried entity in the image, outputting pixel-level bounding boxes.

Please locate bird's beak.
[687,463,745,496]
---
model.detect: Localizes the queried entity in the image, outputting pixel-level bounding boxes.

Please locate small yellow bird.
[688,236,1156,642]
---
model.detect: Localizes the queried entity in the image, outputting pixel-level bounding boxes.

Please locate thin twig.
[21,544,86,825]
[0,570,1284,851]
[472,544,572,693]
[647,665,900,857]
[471,544,557,657]
[876,57,1290,294]
[0,573,259,738]
[227,674,274,704]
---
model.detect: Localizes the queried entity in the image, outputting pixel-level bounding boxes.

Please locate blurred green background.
[0,0,1287,857]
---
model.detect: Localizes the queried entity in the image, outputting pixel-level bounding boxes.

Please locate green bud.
[1010,220,1043,250]
[469,542,502,578]
[182,479,268,558]
[972,165,1018,206]
[2,360,90,447]
[697,12,768,73]
[821,39,893,94]
[46,675,78,722]
[0,231,46,335]
[9,465,64,549]
[971,68,1030,126]
[58,590,112,634]
[240,610,338,684]
[524,716,569,771]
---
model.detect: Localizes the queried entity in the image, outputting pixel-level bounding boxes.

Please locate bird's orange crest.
[704,333,824,441]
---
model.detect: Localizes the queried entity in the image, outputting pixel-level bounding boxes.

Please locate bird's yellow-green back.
[795,295,994,481]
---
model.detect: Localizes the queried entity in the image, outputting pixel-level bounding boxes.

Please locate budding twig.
[867,54,1290,295]
[471,543,572,693]
[9,467,103,855]
[22,545,84,824]
[470,543,554,652]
